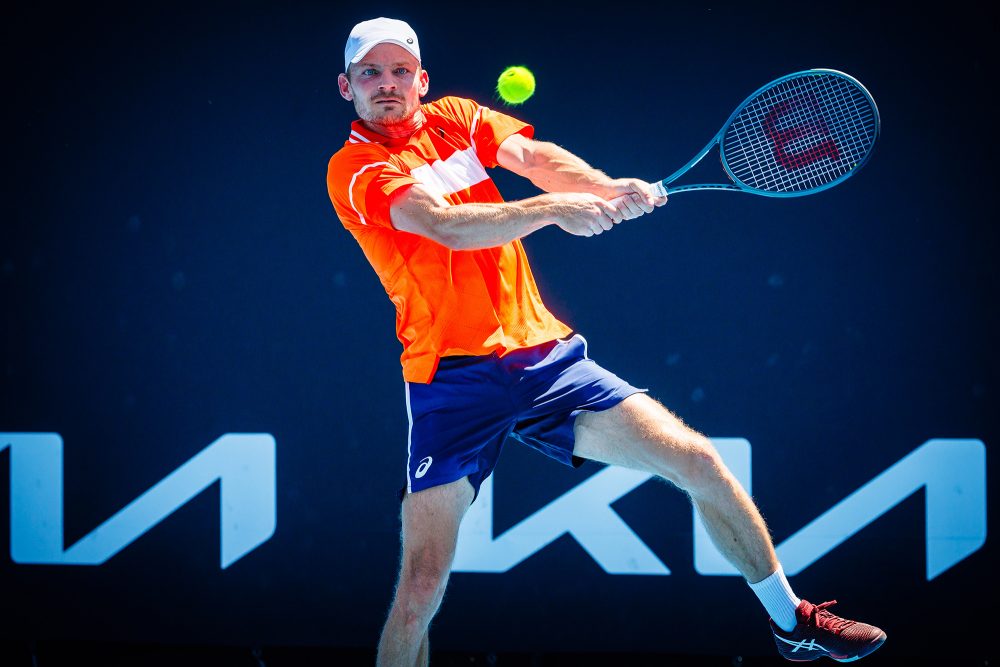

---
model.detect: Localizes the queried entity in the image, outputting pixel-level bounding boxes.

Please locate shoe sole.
[833,631,887,663]
[779,631,886,663]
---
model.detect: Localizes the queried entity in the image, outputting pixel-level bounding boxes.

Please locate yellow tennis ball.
[497,66,535,105]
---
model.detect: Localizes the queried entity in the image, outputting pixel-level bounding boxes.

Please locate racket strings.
[723,73,877,193]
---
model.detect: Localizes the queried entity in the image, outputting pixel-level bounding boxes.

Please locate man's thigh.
[572,392,711,480]
[400,477,475,565]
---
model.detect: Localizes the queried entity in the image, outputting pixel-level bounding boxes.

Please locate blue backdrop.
[2,1,996,660]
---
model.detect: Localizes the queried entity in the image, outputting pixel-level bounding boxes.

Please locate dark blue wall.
[3,1,997,659]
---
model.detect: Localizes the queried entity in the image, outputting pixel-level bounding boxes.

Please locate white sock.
[748,566,801,632]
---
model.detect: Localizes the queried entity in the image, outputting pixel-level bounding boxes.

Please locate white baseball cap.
[344,18,421,72]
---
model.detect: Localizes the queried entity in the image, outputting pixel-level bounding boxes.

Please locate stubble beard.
[356,97,415,129]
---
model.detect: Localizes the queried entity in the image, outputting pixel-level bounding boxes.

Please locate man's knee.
[397,547,452,611]
[658,433,727,493]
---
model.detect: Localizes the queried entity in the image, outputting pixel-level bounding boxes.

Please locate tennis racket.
[626,68,880,201]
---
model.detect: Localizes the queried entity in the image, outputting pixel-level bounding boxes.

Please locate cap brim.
[349,38,420,65]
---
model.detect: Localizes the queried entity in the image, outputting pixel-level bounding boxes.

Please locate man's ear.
[418,68,429,98]
[338,72,353,102]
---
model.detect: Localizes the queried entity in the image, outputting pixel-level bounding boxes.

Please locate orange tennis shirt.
[326,96,572,383]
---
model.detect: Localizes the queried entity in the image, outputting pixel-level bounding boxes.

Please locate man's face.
[338,43,428,128]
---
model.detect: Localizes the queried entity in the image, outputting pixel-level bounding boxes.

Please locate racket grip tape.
[607,180,668,208]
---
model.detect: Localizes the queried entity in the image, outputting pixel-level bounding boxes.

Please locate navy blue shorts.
[402,334,646,501]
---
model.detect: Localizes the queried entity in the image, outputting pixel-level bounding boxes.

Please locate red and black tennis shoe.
[770,599,886,662]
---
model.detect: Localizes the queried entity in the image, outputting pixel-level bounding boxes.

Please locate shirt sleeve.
[471,104,535,169]
[435,97,534,169]
[326,148,419,230]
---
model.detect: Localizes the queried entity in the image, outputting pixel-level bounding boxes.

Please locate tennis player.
[327,17,886,666]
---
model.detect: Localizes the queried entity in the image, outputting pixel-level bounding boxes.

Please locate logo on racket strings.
[764,93,840,171]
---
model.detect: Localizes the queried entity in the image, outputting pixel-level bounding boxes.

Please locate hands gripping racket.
[627,68,879,202]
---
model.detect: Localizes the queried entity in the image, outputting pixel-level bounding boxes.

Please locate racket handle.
[607,180,668,207]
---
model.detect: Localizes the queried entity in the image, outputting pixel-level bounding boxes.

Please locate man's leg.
[573,392,885,661]
[377,477,474,667]
[573,392,778,581]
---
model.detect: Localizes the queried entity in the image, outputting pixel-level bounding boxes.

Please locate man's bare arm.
[496,133,667,215]
[389,183,621,251]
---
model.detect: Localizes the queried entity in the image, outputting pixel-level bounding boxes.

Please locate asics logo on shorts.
[415,456,433,479]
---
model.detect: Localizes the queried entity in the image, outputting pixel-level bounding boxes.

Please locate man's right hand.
[541,192,624,237]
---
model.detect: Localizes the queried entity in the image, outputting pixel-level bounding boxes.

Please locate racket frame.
[658,68,880,198]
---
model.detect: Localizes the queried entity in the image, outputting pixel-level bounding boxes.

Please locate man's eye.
[363,68,377,76]
[394,68,408,75]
